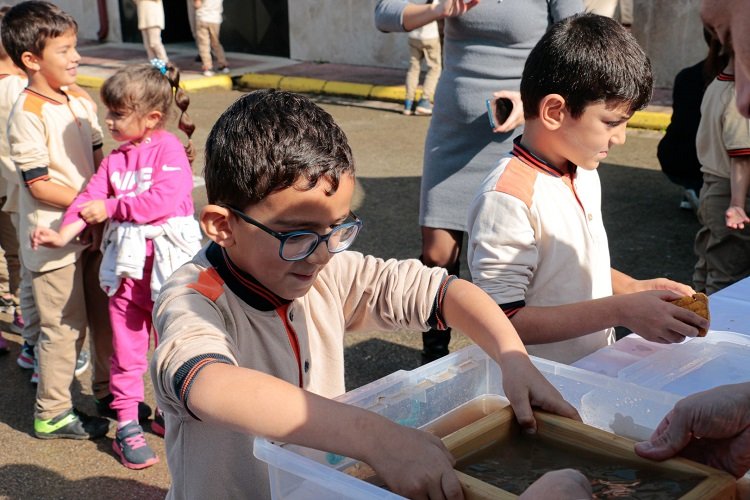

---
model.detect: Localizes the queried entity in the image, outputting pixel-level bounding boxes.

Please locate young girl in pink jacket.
[32,60,202,469]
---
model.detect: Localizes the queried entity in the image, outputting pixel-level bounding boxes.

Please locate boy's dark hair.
[204,89,355,208]
[521,13,652,119]
[0,1,77,70]
[101,62,196,162]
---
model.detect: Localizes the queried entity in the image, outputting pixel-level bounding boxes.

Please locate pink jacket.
[63,129,194,227]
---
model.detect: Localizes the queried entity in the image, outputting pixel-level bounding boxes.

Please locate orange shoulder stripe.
[187,267,225,302]
[21,92,45,118]
[493,158,537,209]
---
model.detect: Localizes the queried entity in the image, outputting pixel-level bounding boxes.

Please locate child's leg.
[207,22,228,68]
[421,38,442,102]
[108,249,154,424]
[195,21,213,70]
[0,208,21,298]
[81,248,113,402]
[32,262,86,420]
[405,38,423,103]
[141,27,168,62]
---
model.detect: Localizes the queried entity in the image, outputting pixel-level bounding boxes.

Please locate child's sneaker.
[34,408,110,440]
[415,98,433,116]
[95,394,152,422]
[202,69,215,77]
[403,99,413,116]
[217,65,230,74]
[74,350,90,377]
[151,408,165,437]
[0,334,8,354]
[113,422,159,469]
[16,341,34,369]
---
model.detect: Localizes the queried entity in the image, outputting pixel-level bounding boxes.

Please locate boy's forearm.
[611,268,638,294]
[508,296,626,344]
[729,156,750,207]
[440,279,527,362]
[188,363,389,462]
[56,219,87,246]
[28,181,79,209]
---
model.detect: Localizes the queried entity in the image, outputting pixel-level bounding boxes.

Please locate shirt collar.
[511,135,576,177]
[205,241,291,311]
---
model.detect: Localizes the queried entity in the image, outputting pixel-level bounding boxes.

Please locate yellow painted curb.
[238,73,283,89]
[322,81,373,99]
[181,75,233,92]
[278,76,326,94]
[369,85,406,102]
[628,110,671,131]
[76,75,105,89]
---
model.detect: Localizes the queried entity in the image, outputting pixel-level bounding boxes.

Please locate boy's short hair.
[204,89,355,208]
[521,13,652,119]
[1,1,78,70]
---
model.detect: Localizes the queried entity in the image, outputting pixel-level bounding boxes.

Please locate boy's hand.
[365,425,464,499]
[726,205,750,229]
[621,277,695,297]
[500,353,581,433]
[519,469,592,499]
[30,227,64,249]
[618,290,709,343]
[79,200,108,224]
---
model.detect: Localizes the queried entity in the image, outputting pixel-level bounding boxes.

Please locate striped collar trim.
[511,136,574,177]
[205,242,290,311]
[23,87,68,105]
[717,72,735,82]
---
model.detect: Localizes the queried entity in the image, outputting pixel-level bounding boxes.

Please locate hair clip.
[150,58,167,75]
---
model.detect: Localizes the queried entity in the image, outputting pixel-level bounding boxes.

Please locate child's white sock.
[118,419,135,430]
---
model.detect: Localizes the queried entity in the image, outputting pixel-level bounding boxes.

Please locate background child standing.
[135,0,168,62]
[402,0,441,116]
[194,0,229,76]
[33,61,202,469]
[693,47,750,294]
[3,0,112,440]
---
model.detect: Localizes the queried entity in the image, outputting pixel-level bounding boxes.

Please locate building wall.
[289,0,708,89]
[3,0,123,42]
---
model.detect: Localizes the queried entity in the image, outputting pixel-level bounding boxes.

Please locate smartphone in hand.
[486,97,513,129]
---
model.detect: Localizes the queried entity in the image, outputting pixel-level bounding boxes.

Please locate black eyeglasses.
[223,205,363,262]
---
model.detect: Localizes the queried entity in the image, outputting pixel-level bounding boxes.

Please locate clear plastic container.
[254,344,680,499]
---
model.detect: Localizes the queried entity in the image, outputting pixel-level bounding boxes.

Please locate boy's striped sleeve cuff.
[499,300,526,318]
[173,353,234,420]
[427,275,458,330]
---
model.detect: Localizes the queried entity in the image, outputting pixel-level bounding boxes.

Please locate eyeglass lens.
[281,223,359,260]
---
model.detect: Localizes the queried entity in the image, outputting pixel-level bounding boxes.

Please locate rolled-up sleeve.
[374,0,407,33]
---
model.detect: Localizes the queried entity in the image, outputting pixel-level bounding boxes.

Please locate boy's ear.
[20,51,40,72]
[539,94,567,131]
[200,205,236,248]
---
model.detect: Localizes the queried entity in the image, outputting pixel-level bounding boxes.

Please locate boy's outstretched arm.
[439,279,580,431]
[189,363,465,500]
[727,156,750,229]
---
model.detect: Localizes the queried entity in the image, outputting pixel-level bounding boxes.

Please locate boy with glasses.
[150,89,579,500]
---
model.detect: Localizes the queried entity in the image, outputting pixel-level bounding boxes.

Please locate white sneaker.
[217,66,230,74]
[202,69,215,77]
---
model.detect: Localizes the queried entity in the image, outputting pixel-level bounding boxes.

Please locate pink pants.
[109,242,155,423]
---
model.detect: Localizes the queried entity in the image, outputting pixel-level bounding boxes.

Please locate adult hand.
[519,469,592,499]
[635,383,750,478]
[617,290,708,343]
[491,90,524,134]
[79,199,108,224]
[618,276,696,297]
[436,0,480,20]
[726,206,750,229]
[366,425,464,499]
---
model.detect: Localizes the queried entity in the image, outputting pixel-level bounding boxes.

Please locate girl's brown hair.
[100,62,195,162]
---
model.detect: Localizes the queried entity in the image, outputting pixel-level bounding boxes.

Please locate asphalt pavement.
[0,41,701,499]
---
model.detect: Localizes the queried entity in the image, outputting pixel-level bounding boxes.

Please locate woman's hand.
[491,90,524,133]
